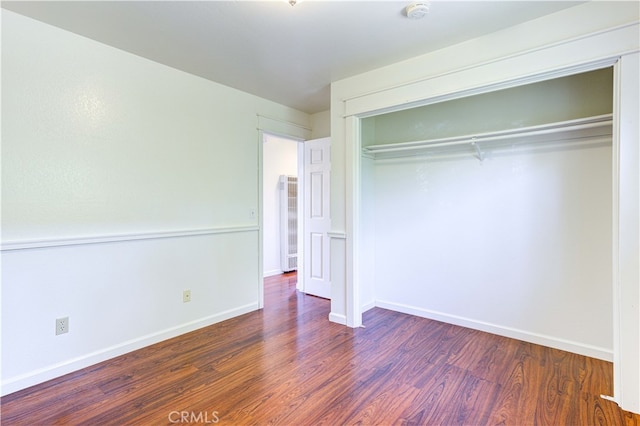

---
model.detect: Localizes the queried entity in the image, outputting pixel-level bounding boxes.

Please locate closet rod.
[364,114,612,154]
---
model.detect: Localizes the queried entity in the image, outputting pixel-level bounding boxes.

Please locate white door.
[303,137,331,298]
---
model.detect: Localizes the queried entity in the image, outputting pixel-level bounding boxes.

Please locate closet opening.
[358,67,614,361]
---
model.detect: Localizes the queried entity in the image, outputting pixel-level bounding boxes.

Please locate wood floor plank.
[2,271,639,425]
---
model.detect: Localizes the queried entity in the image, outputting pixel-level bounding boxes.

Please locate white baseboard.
[362,300,376,313]
[329,312,347,325]
[1,303,259,396]
[375,300,613,362]
[263,269,283,277]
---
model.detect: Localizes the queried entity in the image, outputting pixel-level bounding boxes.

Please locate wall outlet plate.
[56,317,69,335]
[183,290,191,303]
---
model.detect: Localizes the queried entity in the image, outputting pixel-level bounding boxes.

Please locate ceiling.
[2,1,585,114]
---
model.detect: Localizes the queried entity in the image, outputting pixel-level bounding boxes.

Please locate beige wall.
[1,10,309,394]
[311,110,330,139]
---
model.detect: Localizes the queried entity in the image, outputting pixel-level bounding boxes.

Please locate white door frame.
[256,115,312,309]
[259,134,330,298]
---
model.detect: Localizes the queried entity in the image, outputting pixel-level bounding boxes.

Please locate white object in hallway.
[280,175,298,272]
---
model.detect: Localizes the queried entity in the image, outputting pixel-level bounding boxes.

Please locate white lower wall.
[1,230,259,394]
[371,141,613,360]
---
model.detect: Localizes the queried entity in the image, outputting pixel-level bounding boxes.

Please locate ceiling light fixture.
[405,1,430,19]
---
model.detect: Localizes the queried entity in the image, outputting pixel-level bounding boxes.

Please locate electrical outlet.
[183,290,191,303]
[56,317,69,335]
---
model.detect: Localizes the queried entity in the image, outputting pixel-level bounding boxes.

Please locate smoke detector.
[405,1,430,19]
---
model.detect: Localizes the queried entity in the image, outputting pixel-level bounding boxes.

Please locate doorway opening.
[262,133,303,292]
[261,132,332,304]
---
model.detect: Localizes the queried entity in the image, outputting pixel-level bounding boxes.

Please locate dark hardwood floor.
[2,272,639,425]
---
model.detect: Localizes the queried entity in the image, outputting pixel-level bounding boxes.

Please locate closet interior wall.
[361,68,614,360]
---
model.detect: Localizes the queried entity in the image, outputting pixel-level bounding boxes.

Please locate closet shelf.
[363,114,613,160]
